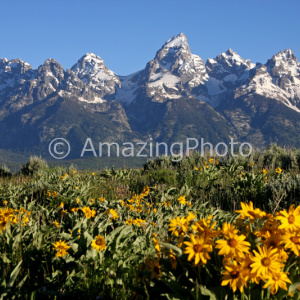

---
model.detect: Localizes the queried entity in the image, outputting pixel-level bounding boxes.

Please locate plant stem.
[261,288,264,300]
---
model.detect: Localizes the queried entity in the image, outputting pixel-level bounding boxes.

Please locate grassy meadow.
[1,145,300,299]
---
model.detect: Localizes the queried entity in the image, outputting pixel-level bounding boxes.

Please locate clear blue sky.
[1,0,299,75]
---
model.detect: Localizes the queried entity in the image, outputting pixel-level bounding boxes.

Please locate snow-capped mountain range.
[0,33,300,155]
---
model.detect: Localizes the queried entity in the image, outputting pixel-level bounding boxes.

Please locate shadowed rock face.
[0,34,300,154]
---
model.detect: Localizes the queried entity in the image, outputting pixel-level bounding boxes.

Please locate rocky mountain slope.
[0,33,299,157]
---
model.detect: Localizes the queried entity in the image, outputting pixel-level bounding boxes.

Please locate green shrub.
[21,156,49,176]
[0,165,12,177]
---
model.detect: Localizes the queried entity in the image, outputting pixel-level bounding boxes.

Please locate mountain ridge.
[0,33,299,156]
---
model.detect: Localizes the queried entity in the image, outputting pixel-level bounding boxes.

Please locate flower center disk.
[230,271,239,279]
[227,238,237,247]
[194,244,203,253]
[288,215,295,224]
[261,258,271,266]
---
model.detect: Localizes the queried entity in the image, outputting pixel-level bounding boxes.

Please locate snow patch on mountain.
[148,73,180,87]
[78,96,105,104]
[205,77,226,96]
[165,34,187,48]
[114,72,141,105]
[223,74,238,82]
[58,90,105,104]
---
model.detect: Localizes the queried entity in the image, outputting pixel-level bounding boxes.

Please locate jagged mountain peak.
[117,34,194,105]
[264,49,300,109]
[73,53,105,69]
[43,58,60,64]
[154,33,191,64]
[0,57,30,65]
[217,49,254,70]
[284,49,294,56]
[37,59,64,80]
[271,49,297,61]
[204,49,255,101]
[163,33,188,49]
[81,52,103,60]
[70,53,107,82]
[140,34,208,103]
[71,53,120,97]
[0,58,32,74]
[71,53,114,76]
[223,48,240,58]
[267,49,298,71]
[226,48,235,54]
[0,58,34,101]
[267,49,300,78]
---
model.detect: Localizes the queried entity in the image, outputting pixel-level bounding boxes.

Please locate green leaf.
[7,260,23,288]
[16,274,28,289]
[60,232,72,240]
[83,231,93,246]
[71,242,79,253]
[160,294,182,300]
[161,242,182,256]
[1,255,11,264]
[86,249,97,260]
[199,285,217,300]
[289,282,300,293]
[64,255,75,263]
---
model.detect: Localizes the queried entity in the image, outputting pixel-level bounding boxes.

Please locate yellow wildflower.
[280,230,300,256]
[250,245,283,280]
[53,240,71,257]
[184,233,213,265]
[236,201,266,220]
[178,195,187,205]
[276,205,300,231]
[221,260,247,293]
[81,207,96,219]
[54,220,59,228]
[168,216,188,237]
[126,218,134,225]
[216,232,250,259]
[263,271,291,294]
[106,208,119,220]
[153,237,160,252]
[91,235,106,252]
